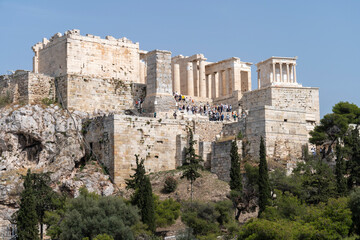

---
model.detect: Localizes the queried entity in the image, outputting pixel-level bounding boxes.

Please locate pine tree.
[258,137,271,216]
[229,140,242,192]
[335,142,347,196]
[181,127,203,203]
[16,169,40,240]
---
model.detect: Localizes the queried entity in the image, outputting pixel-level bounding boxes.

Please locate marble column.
[214,72,219,98]
[279,63,283,82]
[187,62,194,96]
[192,61,198,96]
[293,64,297,83]
[199,60,206,98]
[219,71,223,97]
[272,62,276,83]
[286,63,290,83]
[257,69,261,89]
[225,69,231,95]
[173,63,180,93]
[207,74,212,98]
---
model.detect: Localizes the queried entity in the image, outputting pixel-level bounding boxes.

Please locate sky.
[0,0,359,117]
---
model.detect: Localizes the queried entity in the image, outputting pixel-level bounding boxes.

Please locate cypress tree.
[127,155,156,232]
[133,176,156,232]
[181,127,203,203]
[335,142,347,196]
[258,137,271,216]
[126,154,145,190]
[32,172,54,240]
[229,140,242,192]
[16,169,39,240]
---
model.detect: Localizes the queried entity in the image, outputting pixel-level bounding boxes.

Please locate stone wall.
[193,120,224,142]
[0,71,54,104]
[33,30,141,81]
[85,115,190,187]
[240,86,320,160]
[56,75,134,114]
[211,139,242,181]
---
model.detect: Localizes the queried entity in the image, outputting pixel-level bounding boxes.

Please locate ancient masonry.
[0,30,319,186]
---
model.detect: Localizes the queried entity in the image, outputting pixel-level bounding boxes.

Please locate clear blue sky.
[0,0,359,117]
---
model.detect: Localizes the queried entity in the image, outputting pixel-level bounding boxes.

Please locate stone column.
[286,63,290,83]
[199,60,206,97]
[257,69,260,89]
[293,64,297,83]
[214,72,219,98]
[173,63,180,93]
[219,71,223,97]
[193,61,199,96]
[187,62,194,96]
[207,74,212,98]
[226,69,231,95]
[279,63,283,82]
[272,62,276,83]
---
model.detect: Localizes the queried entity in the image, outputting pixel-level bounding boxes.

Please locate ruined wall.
[33,34,67,76]
[211,140,242,181]
[33,30,141,81]
[0,71,54,104]
[85,115,189,187]
[194,120,224,142]
[56,75,134,114]
[112,115,188,187]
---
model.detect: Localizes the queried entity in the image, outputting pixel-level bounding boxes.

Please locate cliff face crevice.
[0,104,115,235]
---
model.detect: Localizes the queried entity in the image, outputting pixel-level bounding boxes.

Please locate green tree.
[349,188,360,236]
[32,172,55,240]
[294,159,336,204]
[132,176,156,232]
[16,169,39,240]
[335,143,347,196]
[346,127,360,190]
[229,140,242,192]
[125,154,145,190]
[332,101,360,124]
[181,127,203,203]
[258,137,271,216]
[127,155,156,232]
[93,233,114,240]
[60,188,140,240]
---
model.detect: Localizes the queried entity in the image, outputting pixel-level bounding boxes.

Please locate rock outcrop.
[0,104,115,236]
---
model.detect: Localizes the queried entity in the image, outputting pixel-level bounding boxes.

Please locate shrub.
[181,201,220,236]
[0,91,11,108]
[41,97,56,106]
[163,176,178,193]
[154,196,180,227]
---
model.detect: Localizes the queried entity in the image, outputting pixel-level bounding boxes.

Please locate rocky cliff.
[0,104,115,236]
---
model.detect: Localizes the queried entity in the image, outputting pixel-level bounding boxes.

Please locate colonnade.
[270,62,297,83]
[173,58,206,97]
[205,68,234,99]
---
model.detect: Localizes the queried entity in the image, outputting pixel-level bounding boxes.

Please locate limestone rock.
[0,104,115,236]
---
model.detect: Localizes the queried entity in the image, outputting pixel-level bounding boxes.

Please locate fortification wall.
[56,75,134,114]
[211,140,242,181]
[0,71,54,104]
[85,115,189,187]
[33,30,141,81]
